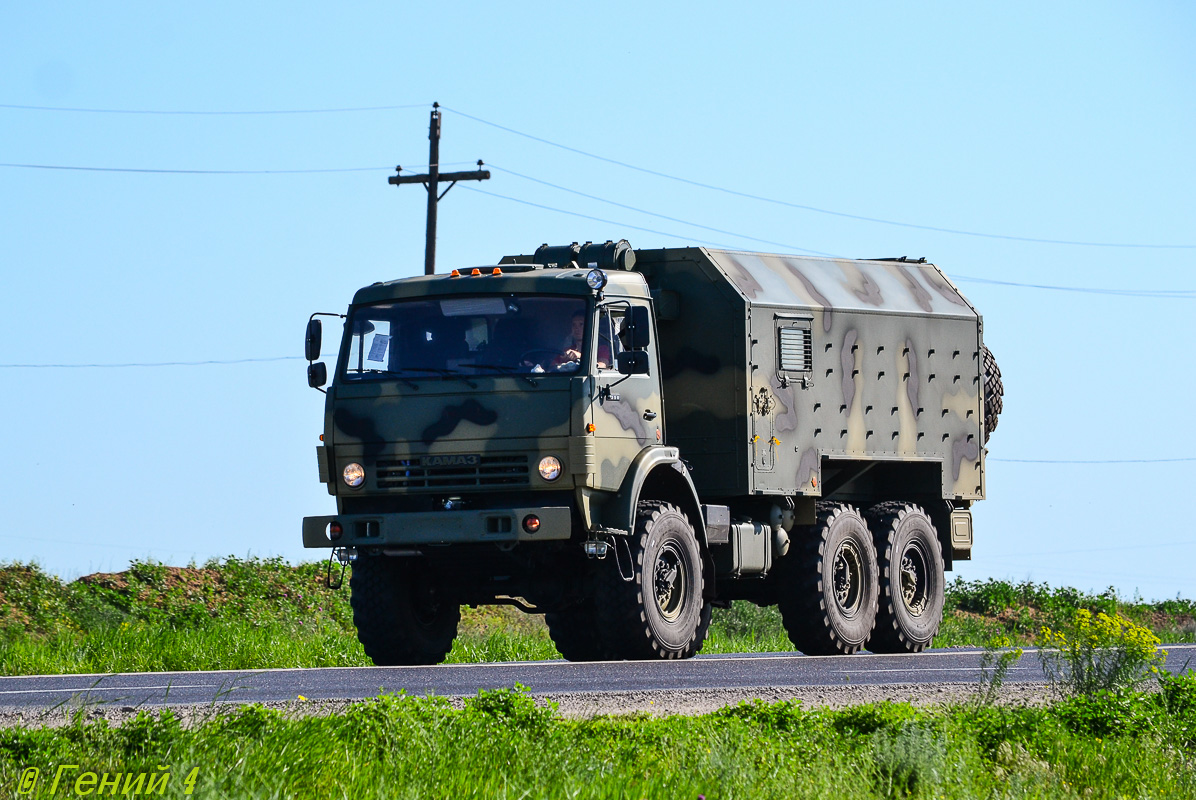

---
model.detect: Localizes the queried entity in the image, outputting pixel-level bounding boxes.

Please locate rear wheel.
[865,502,945,653]
[594,502,711,659]
[776,502,878,655]
[350,556,460,666]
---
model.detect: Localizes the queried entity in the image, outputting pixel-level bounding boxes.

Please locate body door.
[590,299,663,490]
[750,309,815,492]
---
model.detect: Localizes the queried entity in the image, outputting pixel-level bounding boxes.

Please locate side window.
[596,306,626,371]
[777,323,812,374]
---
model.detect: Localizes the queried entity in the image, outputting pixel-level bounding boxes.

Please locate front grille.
[375,455,530,490]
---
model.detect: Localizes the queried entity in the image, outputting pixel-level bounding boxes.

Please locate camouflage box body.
[639,248,985,510]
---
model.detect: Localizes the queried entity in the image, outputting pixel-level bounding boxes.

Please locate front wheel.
[546,599,615,662]
[865,502,945,653]
[350,556,460,666]
[594,502,711,659]
[776,502,879,655]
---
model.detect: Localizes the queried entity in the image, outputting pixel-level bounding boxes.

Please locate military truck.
[302,241,1002,663]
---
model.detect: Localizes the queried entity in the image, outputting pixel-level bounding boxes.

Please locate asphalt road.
[2,645,1193,709]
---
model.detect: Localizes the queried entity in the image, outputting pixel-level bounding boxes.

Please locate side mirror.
[616,351,650,375]
[625,306,651,350]
[305,318,323,362]
[308,362,327,388]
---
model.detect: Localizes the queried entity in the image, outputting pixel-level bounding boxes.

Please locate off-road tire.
[349,556,460,666]
[546,600,614,662]
[593,501,711,660]
[776,502,879,655]
[982,344,1003,443]
[865,502,945,653]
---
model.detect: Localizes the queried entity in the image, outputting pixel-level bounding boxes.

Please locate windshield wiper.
[471,363,539,387]
[406,365,479,389]
[360,368,420,389]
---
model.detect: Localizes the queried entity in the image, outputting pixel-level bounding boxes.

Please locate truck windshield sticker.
[366,334,391,363]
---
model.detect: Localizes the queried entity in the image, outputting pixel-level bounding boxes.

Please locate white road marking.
[0,684,220,695]
[831,667,1037,674]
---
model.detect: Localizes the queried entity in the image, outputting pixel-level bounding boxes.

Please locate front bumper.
[302,506,573,549]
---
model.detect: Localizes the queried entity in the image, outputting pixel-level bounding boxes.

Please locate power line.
[484,164,1196,294]
[487,163,834,257]
[0,102,430,115]
[7,99,1192,249]
[2,160,485,176]
[1,161,392,175]
[460,185,734,248]
[952,274,1195,299]
[442,106,1196,250]
[993,455,1196,464]
[6,158,1191,298]
[0,161,477,176]
[0,356,310,368]
[462,182,1196,297]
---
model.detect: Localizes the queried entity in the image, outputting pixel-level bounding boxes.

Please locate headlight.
[343,463,365,487]
[538,456,563,481]
[586,268,608,290]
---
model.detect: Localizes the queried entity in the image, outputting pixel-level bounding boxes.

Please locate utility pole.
[388,102,490,275]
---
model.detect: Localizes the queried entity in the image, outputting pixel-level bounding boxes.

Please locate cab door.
[590,299,663,491]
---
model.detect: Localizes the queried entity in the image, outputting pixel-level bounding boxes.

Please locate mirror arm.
[307,312,346,362]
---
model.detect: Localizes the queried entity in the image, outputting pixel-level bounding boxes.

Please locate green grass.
[0,559,1191,675]
[2,678,1195,799]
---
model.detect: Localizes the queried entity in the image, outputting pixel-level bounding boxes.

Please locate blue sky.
[2,2,1193,600]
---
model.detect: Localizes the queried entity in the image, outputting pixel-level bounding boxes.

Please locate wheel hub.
[899,541,929,616]
[653,543,687,623]
[832,540,864,617]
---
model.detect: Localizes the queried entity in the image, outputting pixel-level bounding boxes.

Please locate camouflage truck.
[302,240,1002,663]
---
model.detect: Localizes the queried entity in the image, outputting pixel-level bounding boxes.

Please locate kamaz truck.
[302,241,1002,664]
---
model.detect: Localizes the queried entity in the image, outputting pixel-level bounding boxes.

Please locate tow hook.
[326,546,358,589]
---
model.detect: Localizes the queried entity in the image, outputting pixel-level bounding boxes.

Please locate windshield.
[341,295,591,380]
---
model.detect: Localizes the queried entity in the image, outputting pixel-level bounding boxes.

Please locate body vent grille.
[779,326,813,372]
[375,455,530,490]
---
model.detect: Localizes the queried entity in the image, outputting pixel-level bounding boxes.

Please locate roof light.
[450,269,461,277]
[586,268,608,291]
[492,267,502,276]
[471,268,482,276]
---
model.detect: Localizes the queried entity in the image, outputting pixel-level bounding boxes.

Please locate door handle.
[643,410,658,421]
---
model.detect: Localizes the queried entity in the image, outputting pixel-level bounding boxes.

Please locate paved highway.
[2,645,1192,709]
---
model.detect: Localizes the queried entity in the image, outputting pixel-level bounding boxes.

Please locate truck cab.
[304,243,711,663]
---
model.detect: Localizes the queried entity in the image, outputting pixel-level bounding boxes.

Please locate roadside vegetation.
[2,673,1195,798]
[0,557,1192,675]
[3,559,1194,798]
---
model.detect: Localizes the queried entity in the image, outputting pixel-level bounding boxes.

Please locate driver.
[552,311,610,370]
